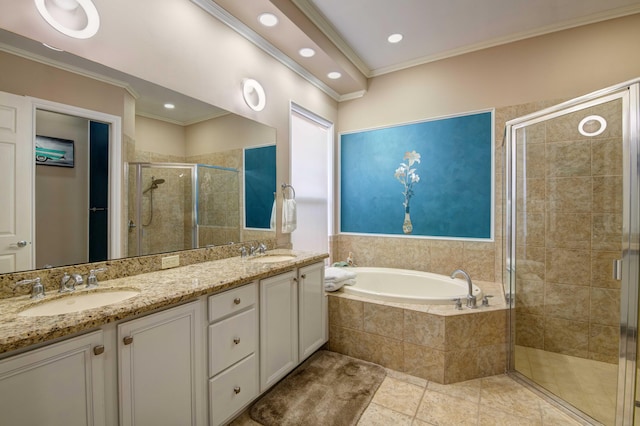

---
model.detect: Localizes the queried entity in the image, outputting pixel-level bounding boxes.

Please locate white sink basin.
[18,290,139,317]
[250,255,296,263]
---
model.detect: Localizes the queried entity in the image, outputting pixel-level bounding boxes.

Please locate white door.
[0,91,32,273]
[290,105,333,255]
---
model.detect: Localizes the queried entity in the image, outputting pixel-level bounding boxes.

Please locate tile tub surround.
[0,248,327,356]
[328,280,508,385]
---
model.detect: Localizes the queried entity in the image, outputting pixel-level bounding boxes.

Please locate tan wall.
[335,14,640,284]
[135,116,185,158]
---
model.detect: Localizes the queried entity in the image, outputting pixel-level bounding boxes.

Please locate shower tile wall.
[515,100,622,363]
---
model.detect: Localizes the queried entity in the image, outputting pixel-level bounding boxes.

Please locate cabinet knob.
[233,337,240,345]
[93,345,105,356]
[123,336,133,345]
[234,386,241,394]
[233,297,241,305]
[300,274,306,279]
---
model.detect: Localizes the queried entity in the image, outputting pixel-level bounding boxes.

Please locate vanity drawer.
[208,282,256,322]
[209,353,258,426]
[209,308,256,376]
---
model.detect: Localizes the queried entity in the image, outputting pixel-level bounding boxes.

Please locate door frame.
[29,97,122,262]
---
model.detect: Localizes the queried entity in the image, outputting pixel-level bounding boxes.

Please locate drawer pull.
[300,274,306,279]
[123,336,133,345]
[233,337,241,345]
[93,345,105,356]
[233,297,241,305]
[234,386,241,394]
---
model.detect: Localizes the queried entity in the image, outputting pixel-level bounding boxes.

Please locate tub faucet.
[450,269,477,309]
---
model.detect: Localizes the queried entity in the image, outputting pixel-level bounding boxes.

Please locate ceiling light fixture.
[578,115,607,137]
[258,13,278,27]
[34,0,100,39]
[242,78,266,112]
[299,48,315,58]
[42,42,64,51]
[164,103,175,110]
[327,72,342,80]
[387,33,403,43]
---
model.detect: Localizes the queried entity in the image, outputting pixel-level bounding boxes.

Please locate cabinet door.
[298,262,327,361]
[260,270,298,391]
[0,330,105,426]
[118,301,204,426]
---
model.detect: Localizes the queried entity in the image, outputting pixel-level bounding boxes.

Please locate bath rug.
[249,350,386,426]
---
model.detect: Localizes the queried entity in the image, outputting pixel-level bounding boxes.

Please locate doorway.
[289,103,333,255]
[505,80,640,425]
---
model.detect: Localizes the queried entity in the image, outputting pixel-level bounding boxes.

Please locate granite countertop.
[0,250,328,356]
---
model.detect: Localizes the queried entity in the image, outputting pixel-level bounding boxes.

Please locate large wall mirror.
[0,29,276,274]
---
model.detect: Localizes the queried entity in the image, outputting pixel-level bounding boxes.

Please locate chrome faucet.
[14,277,45,299]
[258,243,267,254]
[239,246,248,258]
[86,267,107,289]
[450,269,477,309]
[60,273,83,293]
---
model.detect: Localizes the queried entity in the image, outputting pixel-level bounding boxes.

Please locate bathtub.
[341,267,483,305]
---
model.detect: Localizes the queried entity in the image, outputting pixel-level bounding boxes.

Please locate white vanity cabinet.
[208,282,259,426]
[260,270,298,391]
[0,330,106,426]
[298,262,327,361]
[118,300,205,426]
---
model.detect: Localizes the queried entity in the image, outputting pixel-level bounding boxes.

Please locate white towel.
[324,267,357,283]
[324,280,345,292]
[282,198,297,233]
[269,199,276,230]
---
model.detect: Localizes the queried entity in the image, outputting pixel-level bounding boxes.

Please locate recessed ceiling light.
[258,13,278,27]
[327,72,342,80]
[164,103,175,110]
[387,33,403,43]
[34,0,100,39]
[299,48,315,58]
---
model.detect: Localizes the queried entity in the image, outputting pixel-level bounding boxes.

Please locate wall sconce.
[242,78,266,112]
[34,0,100,39]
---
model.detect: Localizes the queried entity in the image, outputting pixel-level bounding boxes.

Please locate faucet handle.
[15,277,45,299]
[258,243,267,254]
[452,298,463,310]
[482,295,494,306]
[239,246,247,258]
[60,272,75,293]
[86,267,107,289]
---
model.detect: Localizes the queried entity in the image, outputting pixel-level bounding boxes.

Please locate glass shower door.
[508,91,631,425]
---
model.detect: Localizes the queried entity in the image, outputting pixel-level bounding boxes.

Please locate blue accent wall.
[340,111,493,239]
[244,145,276,229]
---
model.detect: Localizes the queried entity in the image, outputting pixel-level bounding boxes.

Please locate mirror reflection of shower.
[142,176,165,226]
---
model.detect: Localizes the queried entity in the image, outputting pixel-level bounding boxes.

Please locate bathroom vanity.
[0,250,327,426]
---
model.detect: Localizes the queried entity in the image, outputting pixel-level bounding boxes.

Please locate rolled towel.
[269,199,276,230]
[324,280,345,292]
[325,267,357,283]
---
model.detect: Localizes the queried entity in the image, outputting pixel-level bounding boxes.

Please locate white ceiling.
[299,0,640,76]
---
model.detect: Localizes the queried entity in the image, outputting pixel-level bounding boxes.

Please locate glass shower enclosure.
[505,79,639,425]
[127,162,239,256]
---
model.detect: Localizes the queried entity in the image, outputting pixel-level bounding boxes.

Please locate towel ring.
[281,183,296,200]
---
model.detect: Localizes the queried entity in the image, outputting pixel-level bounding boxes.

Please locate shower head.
[143,176,166,193]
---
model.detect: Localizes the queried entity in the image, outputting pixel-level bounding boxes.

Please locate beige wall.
[135,116,185,158]
[334,14,640,283]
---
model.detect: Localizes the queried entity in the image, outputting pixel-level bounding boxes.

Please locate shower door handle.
[613,259,622,281]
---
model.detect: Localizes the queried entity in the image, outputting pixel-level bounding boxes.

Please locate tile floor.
[231,367,588,426]
[515,345,617,426]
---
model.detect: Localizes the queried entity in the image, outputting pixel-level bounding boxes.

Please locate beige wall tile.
[593,176,622,213]
[546,177,592,212]
[445,344,506,383]
[592,214,623,251]
[589,324,619,362]
[363,332,404,372]
[545,140,592,178]
[592,138,622,177]
[336,297,364,330]
[544,283,590,321]
[545,212,591,249]
[514,313,544,348]
[545,248,591,285]
[590,287,620,326]
[544,317,588,357]
[404,310,445,350]
[516,279,544,316]
[364,303,404,339]
[591,250,622,289]
[403,342,445,383]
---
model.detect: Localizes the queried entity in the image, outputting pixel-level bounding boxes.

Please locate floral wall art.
[340,110,494,239]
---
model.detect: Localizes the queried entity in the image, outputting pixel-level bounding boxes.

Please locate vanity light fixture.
[163,103,175,110]
[327,71,342,80]
[34,0,100,39]
[299,48,316,58]
[387,33,403,43]
[258,12,278,27]
[578,115,607,137]
[242,78,266,112]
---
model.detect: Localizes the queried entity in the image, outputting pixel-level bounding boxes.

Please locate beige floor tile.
[385,368,428,388]
[539,402,586,426]
[415,389,479,425]
[228,410,261,426]
[372,377,425,416]
[357,402,414,426]
[426,377,482,404]
[478,405,541,425]
[480,375,544,420]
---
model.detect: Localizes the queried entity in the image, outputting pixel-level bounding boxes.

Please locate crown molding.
[191,0,341,102]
